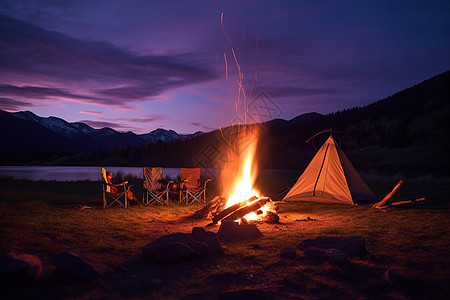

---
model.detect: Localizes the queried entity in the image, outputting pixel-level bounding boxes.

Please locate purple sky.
[1,1,449,134]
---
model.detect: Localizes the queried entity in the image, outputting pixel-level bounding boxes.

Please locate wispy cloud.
[190,122,216,131]
[0,14,218,109]
[78,120,126,129]
[79,110,103,115]
[0,97,34,110]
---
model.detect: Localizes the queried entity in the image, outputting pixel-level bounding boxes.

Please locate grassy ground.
[0,176,449,299]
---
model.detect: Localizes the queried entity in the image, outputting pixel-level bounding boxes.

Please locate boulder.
[191,227,222,253]
[280,247,297,258]
[217,220,263,243]
[52,251,111,280]
[220,289,273,300]
[142,233,209,263]
[0,253,43,279]
[297,236,367,257]
[302,247,350,264]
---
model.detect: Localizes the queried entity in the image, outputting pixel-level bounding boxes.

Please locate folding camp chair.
[143,167,173,205]
[179,168,211,205]
[101,167,129,208]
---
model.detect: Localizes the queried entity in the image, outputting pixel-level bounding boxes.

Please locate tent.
[283,134,377,205]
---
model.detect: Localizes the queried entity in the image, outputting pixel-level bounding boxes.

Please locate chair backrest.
[181,168,201,189]
[101,167,110,193]
[143,167,163,191]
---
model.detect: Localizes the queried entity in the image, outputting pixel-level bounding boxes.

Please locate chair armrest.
[106,181,128,187]
[203,179,212,188]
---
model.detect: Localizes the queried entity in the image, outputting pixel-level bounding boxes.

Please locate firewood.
[192,196,226,219]
[377,197,426,209]
[262,211,280,224]
[212,196,258,224]
[390,197,426,206]
[222,197,271,222]
[374,180,403,208]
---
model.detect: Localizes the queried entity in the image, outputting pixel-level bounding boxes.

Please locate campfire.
[193,15,279,227]
[194,126,279,226]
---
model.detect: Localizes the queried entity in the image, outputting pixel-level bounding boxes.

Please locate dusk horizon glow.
[1,0,449,134]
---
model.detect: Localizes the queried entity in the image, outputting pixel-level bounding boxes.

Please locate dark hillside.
[4,71,450,176]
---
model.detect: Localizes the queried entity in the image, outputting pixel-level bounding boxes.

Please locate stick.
[390,197,426,206]
[374,180,403,208]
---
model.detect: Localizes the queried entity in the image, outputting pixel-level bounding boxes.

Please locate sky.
[0,0,449,134]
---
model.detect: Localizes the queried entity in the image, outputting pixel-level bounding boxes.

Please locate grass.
[0,176,449,299]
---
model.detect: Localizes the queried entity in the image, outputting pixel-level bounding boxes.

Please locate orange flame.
[220,12,269,222]
[222,127,269,222]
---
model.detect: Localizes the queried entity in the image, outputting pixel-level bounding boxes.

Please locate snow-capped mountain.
[1,110,204,155]
[138,129,204,144]
[13,111,81,136]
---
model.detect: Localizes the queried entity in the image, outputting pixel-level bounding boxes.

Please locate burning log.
[212,196,258,224]
[222,197,270,222]
[192,196,227,219]
[261,211,280,224]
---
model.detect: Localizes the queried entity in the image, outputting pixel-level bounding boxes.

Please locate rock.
[280,247,297,258]
[262,211,280,224]
[220,289,273,300]
[302,247,350,264]
[0,253,43,279]
[191,227,222,253]
[52,251,111,280]
[217,220,263,243]
[250,244,262,249]
[142,233,208,263]
[385,269,402,284]
[297,236,367,257]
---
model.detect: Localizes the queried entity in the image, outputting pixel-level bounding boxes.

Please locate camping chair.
[143,167,173,205]
[179,168,211,205]
[101,167,129,208]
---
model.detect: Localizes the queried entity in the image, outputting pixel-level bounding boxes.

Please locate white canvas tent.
[283,134,377,205]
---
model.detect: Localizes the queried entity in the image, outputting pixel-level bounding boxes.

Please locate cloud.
[79,110,103,115]
[118,115,169,124]
[0,97,34,110]
[78,120,126,129]
[0,84,106,103]
[0,14,218,108]
[190,122,216,131]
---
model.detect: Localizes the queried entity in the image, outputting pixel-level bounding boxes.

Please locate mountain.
[138,129,204,144]
[54,70,449,175]
[0,110,204,156]
[2,71,449,175]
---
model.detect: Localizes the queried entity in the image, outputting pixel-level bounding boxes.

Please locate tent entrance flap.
[313,143,329,197]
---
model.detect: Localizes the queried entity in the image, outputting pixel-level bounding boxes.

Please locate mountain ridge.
[1,70,449,175]
[0,110,204,155]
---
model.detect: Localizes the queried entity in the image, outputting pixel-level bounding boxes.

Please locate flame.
[222,127,269,222]
[220,12,269,222]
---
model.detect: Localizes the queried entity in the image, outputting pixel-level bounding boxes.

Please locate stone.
[191,227,222,253]
[280,247,297,258]
[0,253,43,279]
[262,211,280,224]
[52,251,111,280]
[297,235,367,257]
[217,220,263,243]
[142,233,208,263]
[219,289,273,300]
[302,247,350,264]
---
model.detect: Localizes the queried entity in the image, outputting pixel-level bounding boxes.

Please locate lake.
[0,166,296,182]
[0,166,182,181]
